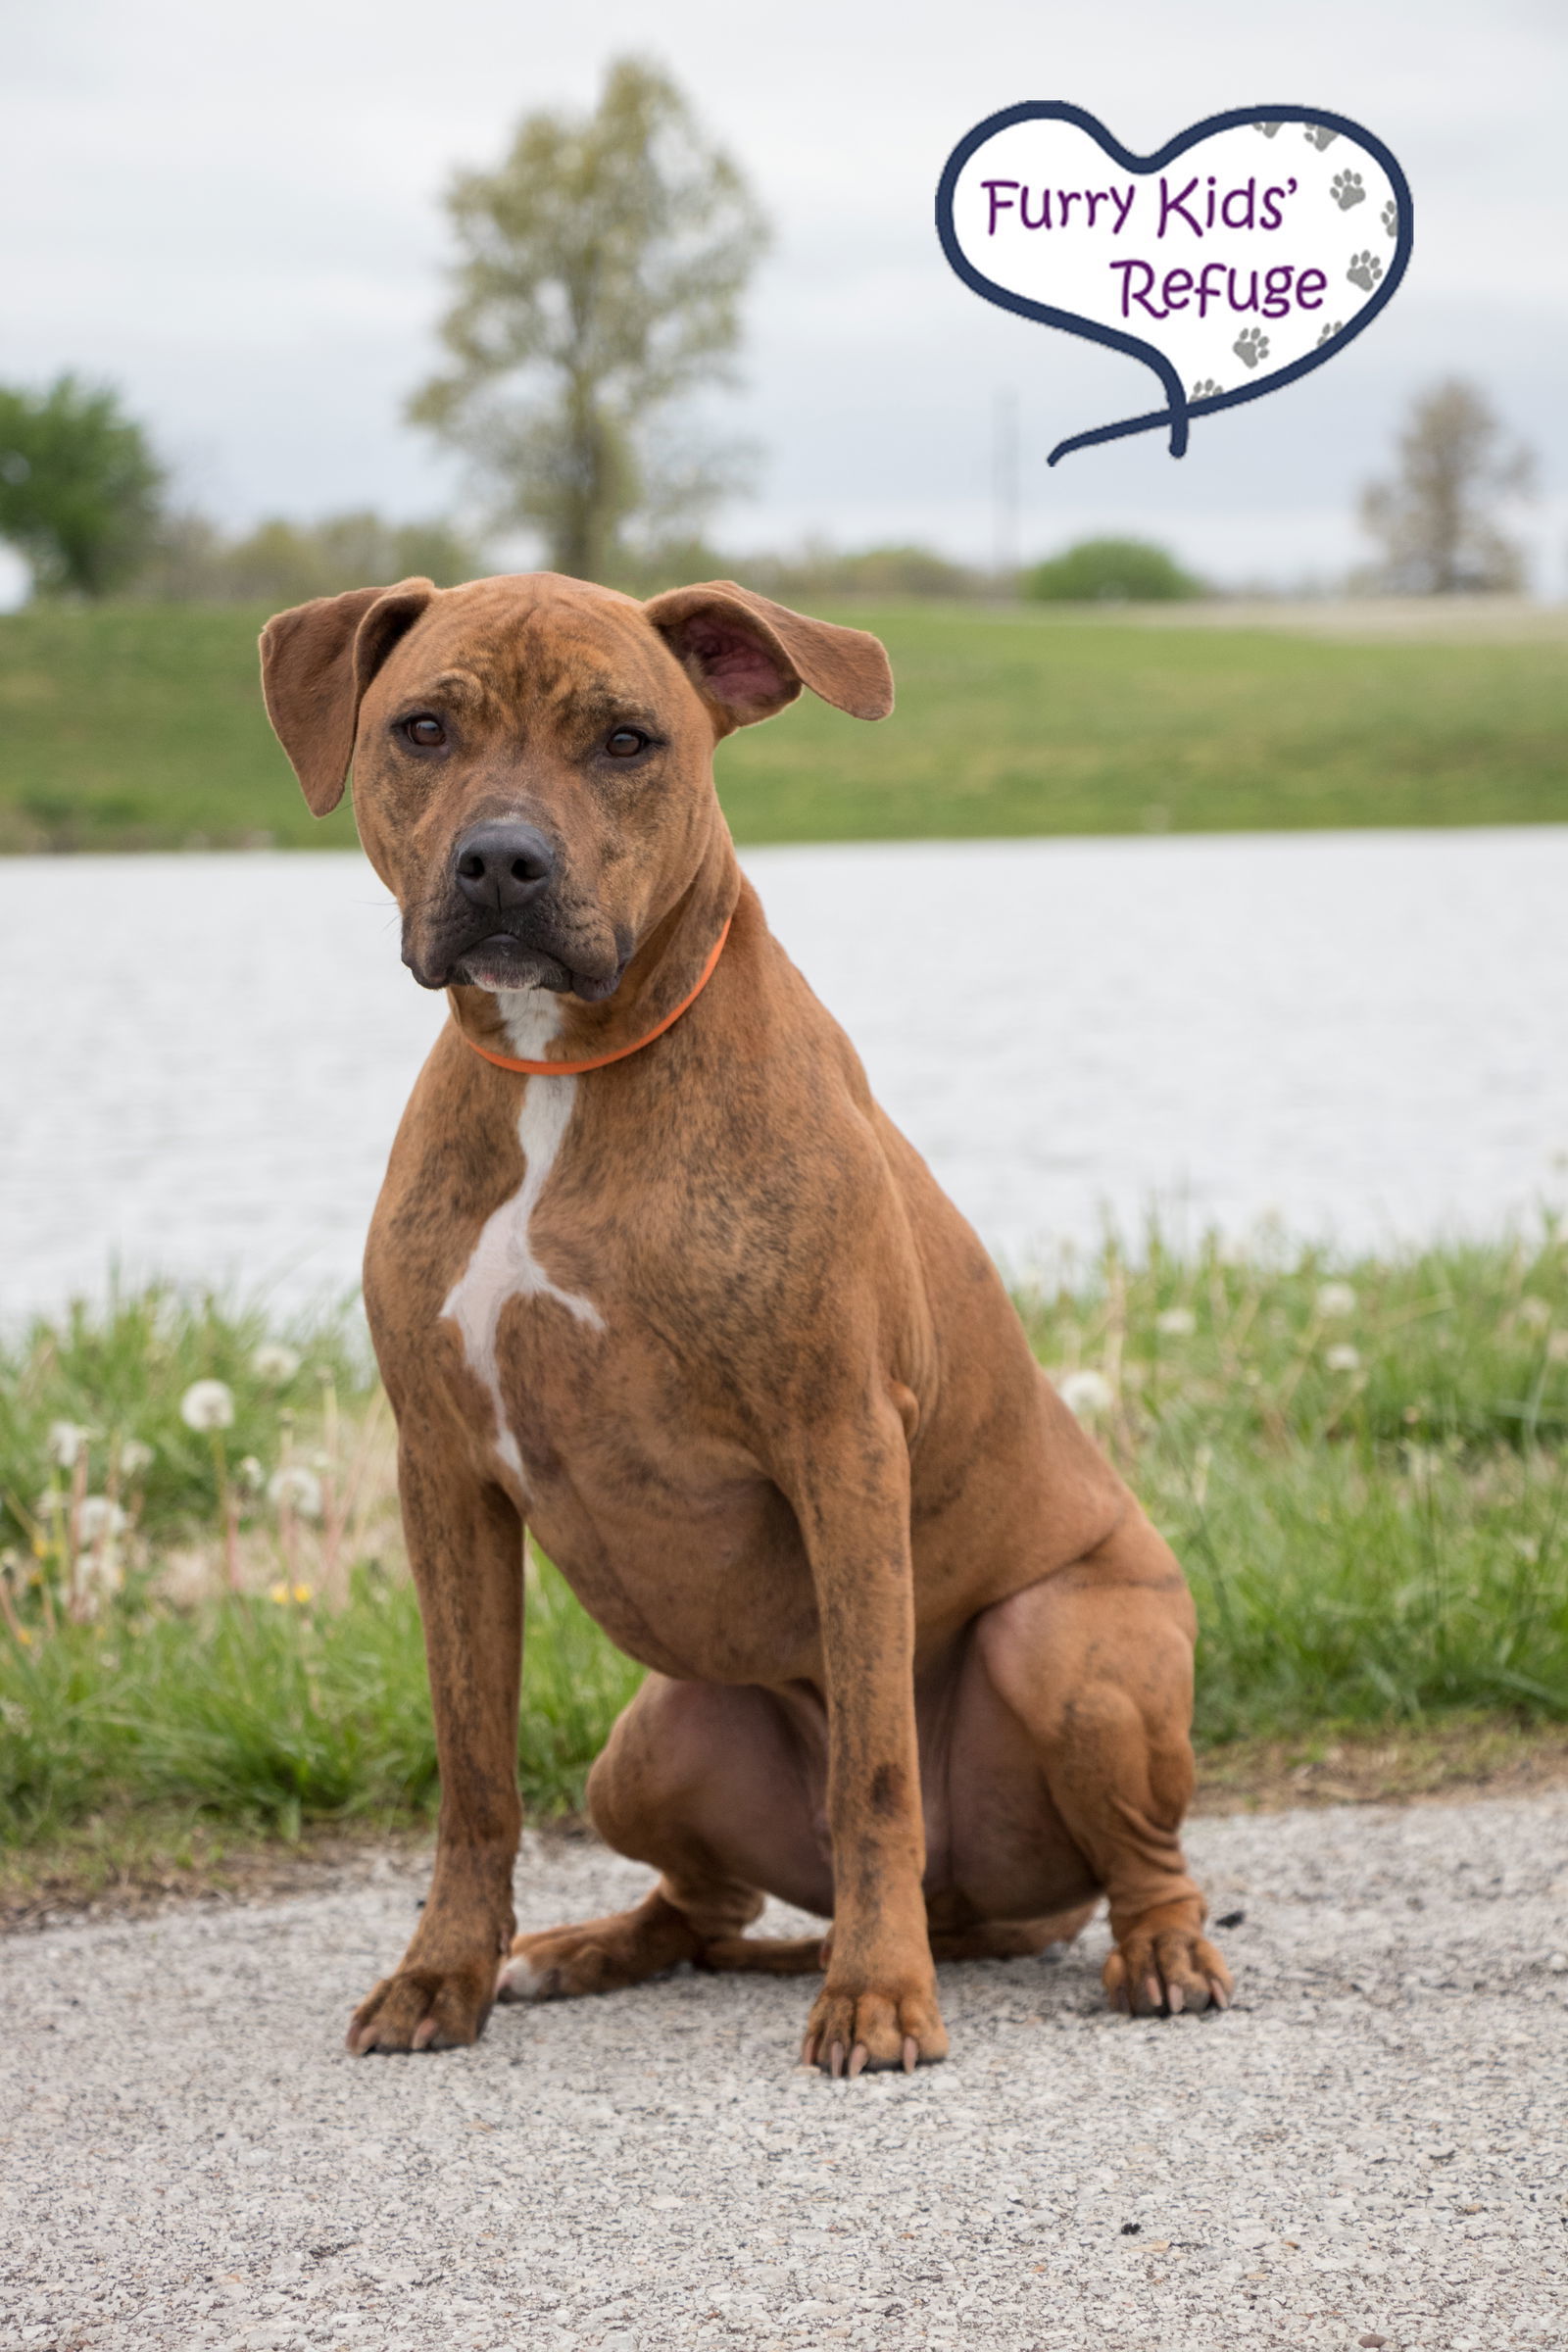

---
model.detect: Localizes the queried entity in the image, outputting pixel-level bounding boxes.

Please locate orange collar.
[452,916,732,1078]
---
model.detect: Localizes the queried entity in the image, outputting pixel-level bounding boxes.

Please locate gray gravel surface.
[4,1794,1567,2352]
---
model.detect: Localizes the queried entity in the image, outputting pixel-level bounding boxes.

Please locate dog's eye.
[605,727,650,759]
[403,714,446,749]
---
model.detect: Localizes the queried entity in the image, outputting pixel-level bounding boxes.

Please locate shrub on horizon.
[1024,536,1206,603]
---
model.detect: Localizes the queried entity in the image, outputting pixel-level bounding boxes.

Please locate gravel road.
[4,1794,1567,2352]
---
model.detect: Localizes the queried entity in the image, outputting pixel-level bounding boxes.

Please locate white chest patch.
[442,996,605,1485]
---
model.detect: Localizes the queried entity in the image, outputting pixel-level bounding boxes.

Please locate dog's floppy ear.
[643,580,894,732]
[259,578,436,815]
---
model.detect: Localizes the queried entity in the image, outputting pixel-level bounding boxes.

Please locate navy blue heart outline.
[935,102,1413,464]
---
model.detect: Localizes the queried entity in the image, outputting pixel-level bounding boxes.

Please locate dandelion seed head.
[46,1420,91,1469]
[1155,1307,1197,1338]
[1315,1281,1357,1319]
[1324,1343,1361,1373]
[118,1439,155,1478]
[236,1454,266,1494]
[267,1464,323,1521]
[251,1343,301,1385]
[179,1379,235,1432]
[76,1549,124,1606]
[1057,1368,1115,1417]
[76,1496,128,1544]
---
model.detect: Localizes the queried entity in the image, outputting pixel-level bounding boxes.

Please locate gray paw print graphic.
[1382,199,1397,237]
[1190,377,1223,398]
[1315,319,1346,347]
[1331,170,1365,211]
[1303,125,1339,150]
[1233,326,1270,370]
[1253,120,1283,138]
[1347,250,1384,293]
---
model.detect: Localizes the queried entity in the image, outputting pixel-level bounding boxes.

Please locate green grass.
[1015,1228,1568,1740]
[2,599,1565,851]
[0,1561,640,1846]
[3,1232,1567,1852]
[0,1278,371,1542]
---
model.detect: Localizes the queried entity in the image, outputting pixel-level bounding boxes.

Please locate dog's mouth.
[407,920,625,1003]
[450,934,575,995]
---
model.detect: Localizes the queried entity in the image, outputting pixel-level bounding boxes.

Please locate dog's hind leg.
[498,1675,832,2004]
[973,1512,1233,2019]
[695,1933,826,1975]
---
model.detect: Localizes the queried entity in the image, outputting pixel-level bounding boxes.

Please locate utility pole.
[992,388,1020,596]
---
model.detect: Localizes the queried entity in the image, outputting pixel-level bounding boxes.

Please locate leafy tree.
[0,375,164,597]
[1024,538,1204,603]
[1359,380,1536,594]
[410,57,768,580]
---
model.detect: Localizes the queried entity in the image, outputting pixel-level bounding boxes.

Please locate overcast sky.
[5,0,1566,591]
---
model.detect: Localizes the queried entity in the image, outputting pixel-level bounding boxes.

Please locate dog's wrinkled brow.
[414,670,490,715]
[546,679,662,736]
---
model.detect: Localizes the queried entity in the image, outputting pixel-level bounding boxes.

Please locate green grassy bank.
[3,1228,1566,1856]
[1,599,1565,852]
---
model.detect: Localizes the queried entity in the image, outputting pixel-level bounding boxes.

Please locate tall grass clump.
[0,1282,640,1846]
[1017,1220,1568,1738]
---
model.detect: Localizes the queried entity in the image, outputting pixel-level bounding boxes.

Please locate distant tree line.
[132,508,483,604]
[0,368,1539,612]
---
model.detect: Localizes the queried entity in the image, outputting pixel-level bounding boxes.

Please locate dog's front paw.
[346,1961,496,2054]
[1102,1904,1233,2018]
[801,1974,948,2076]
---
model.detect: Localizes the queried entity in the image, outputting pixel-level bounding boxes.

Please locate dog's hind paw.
[497,1890,702,2001]
[1102,1908,1233,2019]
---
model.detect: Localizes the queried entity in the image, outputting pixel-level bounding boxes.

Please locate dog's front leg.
[348,1447,523,2053]
[781,1396,947,2076]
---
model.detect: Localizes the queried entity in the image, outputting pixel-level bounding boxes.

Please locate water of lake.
[2,829,1565,1320]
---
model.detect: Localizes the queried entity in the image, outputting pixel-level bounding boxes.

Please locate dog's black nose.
[452,822,555,913]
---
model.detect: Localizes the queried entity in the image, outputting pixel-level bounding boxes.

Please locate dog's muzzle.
[403,826,624,1000]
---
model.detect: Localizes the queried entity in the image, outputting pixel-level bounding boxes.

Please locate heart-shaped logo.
[936,104,1412,463]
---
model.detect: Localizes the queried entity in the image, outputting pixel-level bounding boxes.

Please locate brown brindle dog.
[260,571,1232,2077]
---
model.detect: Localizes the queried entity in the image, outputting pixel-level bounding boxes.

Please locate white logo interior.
[948,115,1401,399]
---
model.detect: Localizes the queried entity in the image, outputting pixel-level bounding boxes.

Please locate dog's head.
[259,571,893,999]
